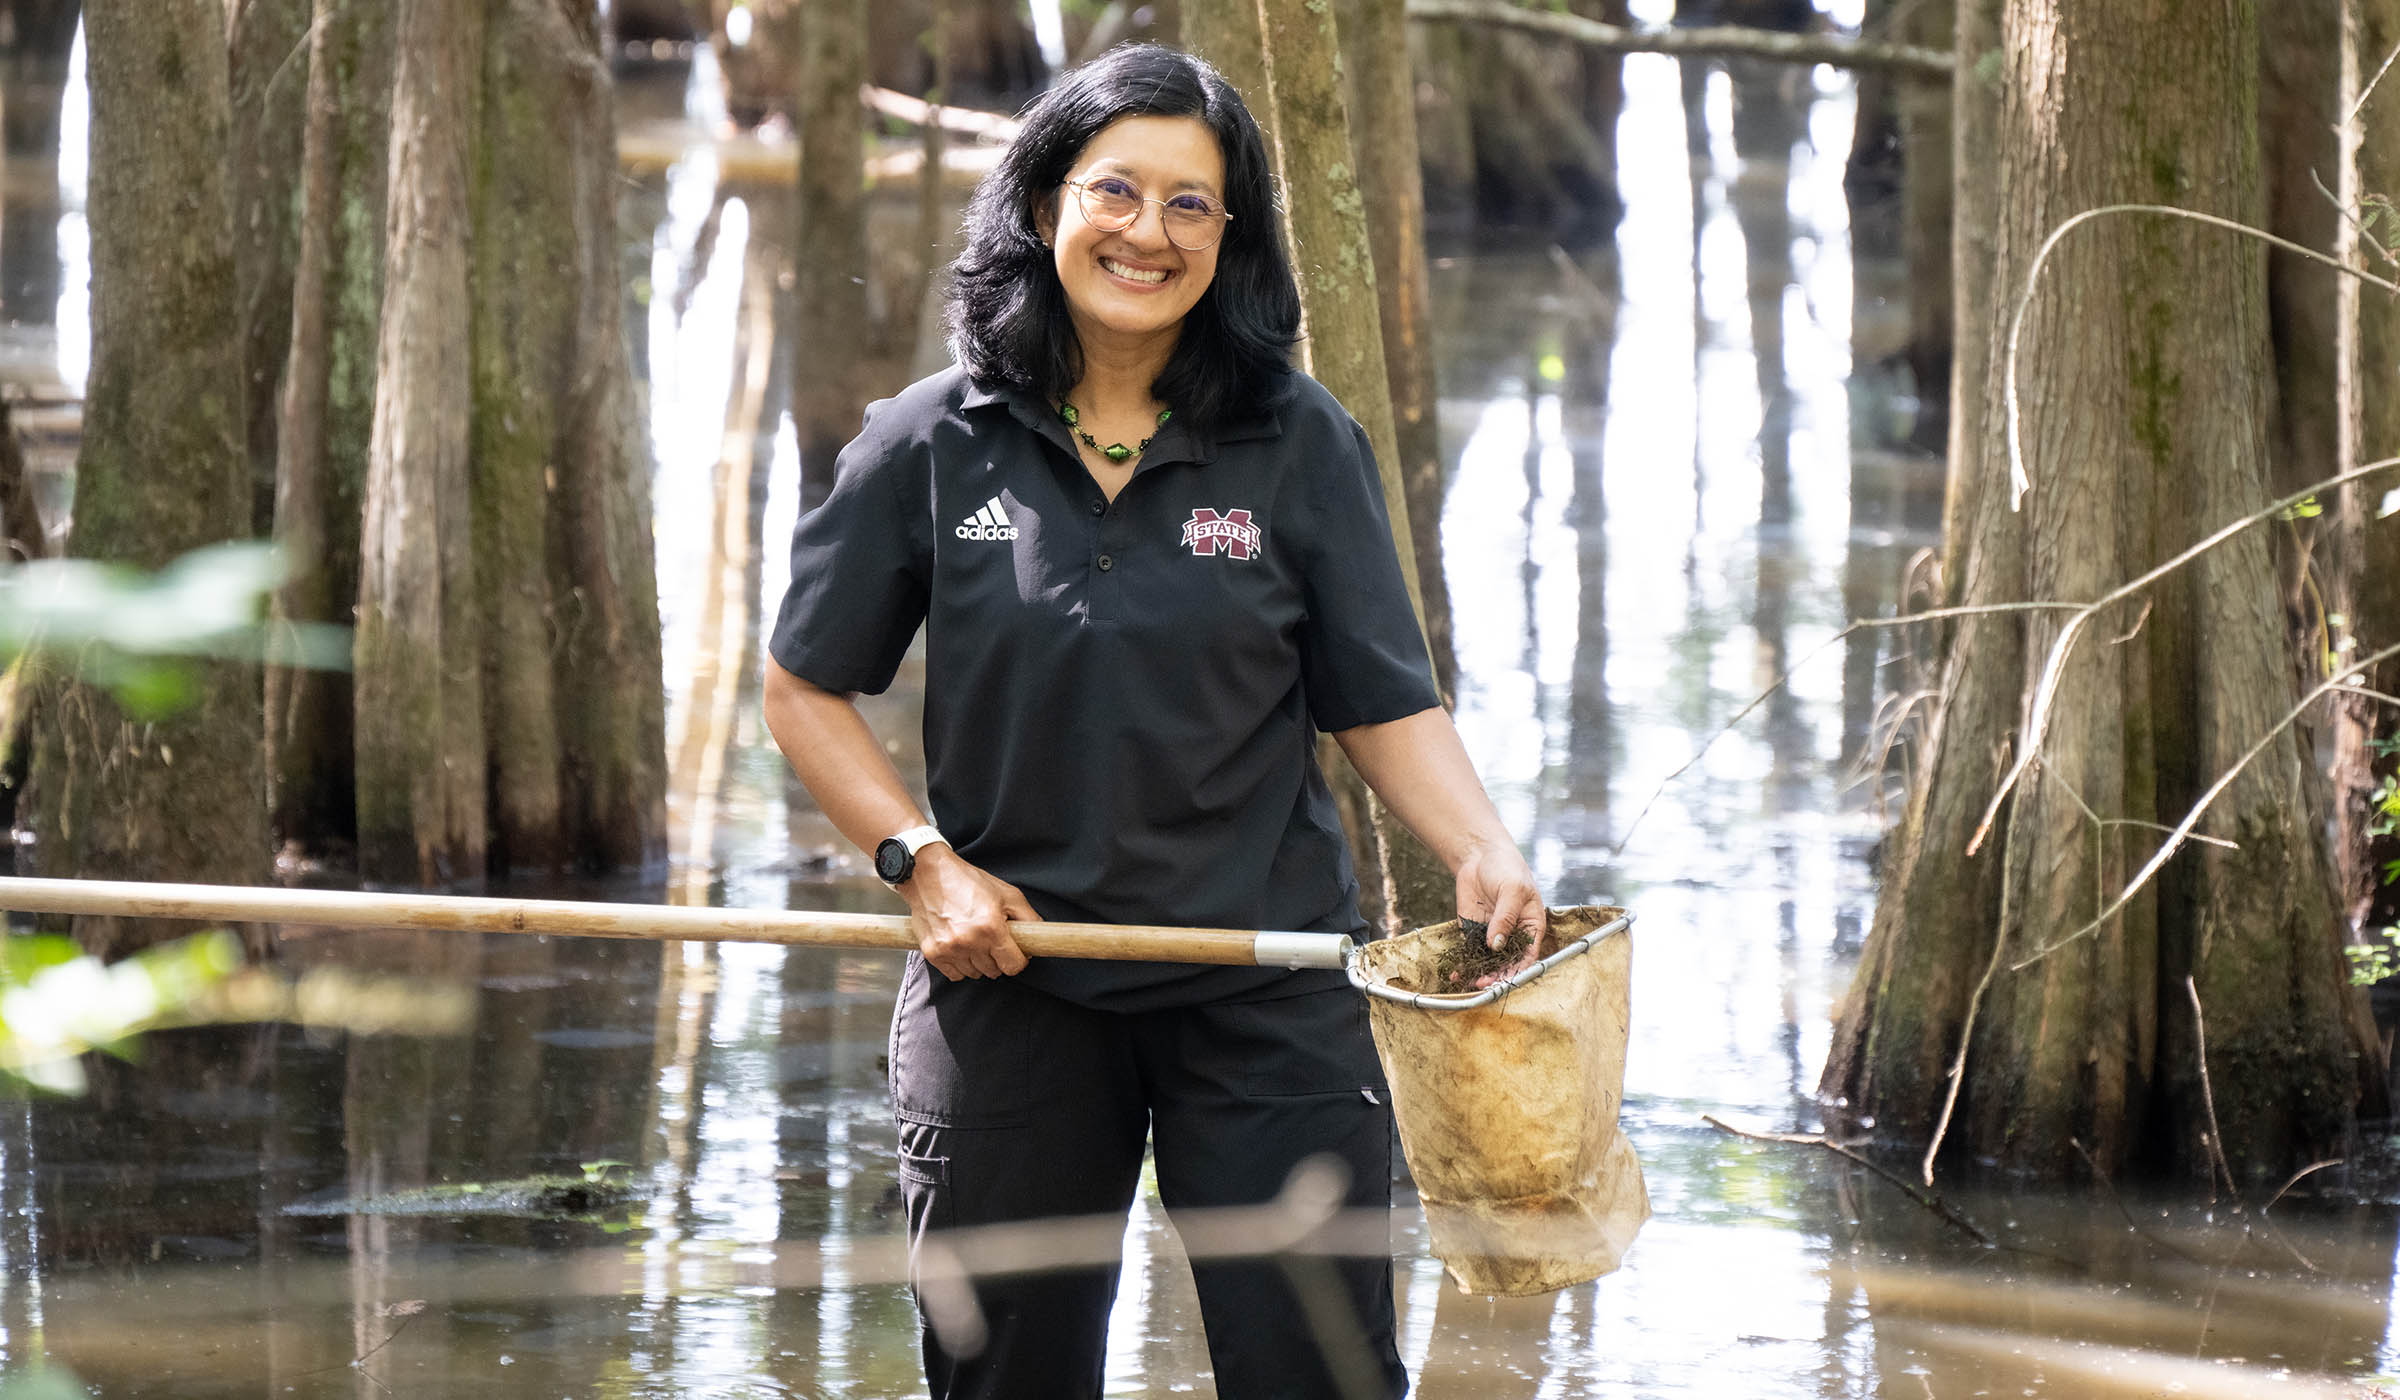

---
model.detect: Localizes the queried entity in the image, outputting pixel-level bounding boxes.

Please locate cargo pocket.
[888,954,1036,1128]
[896,1138,953,1237]
[1226,989,1385,1098]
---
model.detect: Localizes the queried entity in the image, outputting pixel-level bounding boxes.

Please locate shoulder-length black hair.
[946,43,1301,434]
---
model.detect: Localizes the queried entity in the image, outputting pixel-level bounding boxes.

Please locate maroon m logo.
[1181,508,1262,560]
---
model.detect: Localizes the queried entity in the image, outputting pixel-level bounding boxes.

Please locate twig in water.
[1702,1114,1994,1247]
[2186,976,2241,1204]
[2256,1158,2341,1276]
[1918,830,2024,1184]
[2068,1137,2212,1267]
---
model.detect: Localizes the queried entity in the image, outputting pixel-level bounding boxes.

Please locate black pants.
[888,957,1409,1400]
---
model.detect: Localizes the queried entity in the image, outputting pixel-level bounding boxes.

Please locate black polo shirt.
[768,363,1440,1010]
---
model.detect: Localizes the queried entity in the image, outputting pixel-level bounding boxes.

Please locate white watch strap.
[893,824,945,856]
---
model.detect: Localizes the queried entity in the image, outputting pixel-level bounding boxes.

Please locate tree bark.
[1825,0,2380,1183]
[534,0,670,870]
[1340,0,1456,701]
[2336,0,2400,940]
[1256,0,1452,934]
[468,0,577,872]
[355,0,487,885]
[2262,0,2345,504]
[229,0,312,535]
[28,0,268,953]
[1183,0,1276,125]
[793,0,871,513]
[268,0,390,852]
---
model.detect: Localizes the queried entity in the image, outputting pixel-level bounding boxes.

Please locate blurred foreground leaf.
[0,541,349,720]
[0,928,475,1094]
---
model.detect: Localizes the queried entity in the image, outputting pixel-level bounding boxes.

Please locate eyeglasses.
[1064,175,1233,252]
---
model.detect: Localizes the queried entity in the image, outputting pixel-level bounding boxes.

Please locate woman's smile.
[1099,255,1172,286]
[1042,114,1225,346]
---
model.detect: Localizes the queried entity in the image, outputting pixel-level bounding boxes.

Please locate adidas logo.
[955,496,1019,542]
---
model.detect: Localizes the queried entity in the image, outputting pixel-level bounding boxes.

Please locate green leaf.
[0,935,85,987]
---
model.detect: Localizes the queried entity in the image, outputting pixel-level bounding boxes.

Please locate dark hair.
[946,44,1300,434]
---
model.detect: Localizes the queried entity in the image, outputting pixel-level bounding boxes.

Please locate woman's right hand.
[901,845,1037,980]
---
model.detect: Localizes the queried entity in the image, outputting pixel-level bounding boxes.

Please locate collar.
[962,373,1287,461]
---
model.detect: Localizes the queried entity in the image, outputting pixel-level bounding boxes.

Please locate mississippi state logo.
[1182,507,1262,560]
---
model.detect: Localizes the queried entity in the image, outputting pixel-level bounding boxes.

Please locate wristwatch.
[874,824,946,886]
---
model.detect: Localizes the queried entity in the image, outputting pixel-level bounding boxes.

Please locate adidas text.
[956,496,1019,541]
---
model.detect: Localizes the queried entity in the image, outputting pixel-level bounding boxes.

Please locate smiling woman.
[760,41,1545,1400]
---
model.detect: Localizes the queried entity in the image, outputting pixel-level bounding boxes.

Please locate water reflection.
[0,34,2393,1400]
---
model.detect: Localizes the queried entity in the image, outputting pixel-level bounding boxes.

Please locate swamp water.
[0,32,2395,1400]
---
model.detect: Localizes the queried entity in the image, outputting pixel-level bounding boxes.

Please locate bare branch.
[1404,0,1956,79]
[2307,165,2400,272]
[1920,856,2022,1184]
[2350,37,2400,128]
[2003,206,2400,509]
[1613,601,2085,856]
[1965,458,2400,857]
[2011,639,2400,969]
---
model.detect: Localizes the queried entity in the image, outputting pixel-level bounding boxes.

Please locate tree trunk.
[1824,0,2381,1183]
[1257,0,1452,934]
[229,0,312,535]
[1939,0,2001,558]
[1340,0,1456,701]
[1898,0,1955,451]
[1846,0,1903,262]
[267,0,390,852]
[793,0,871,513]
[467,0,579,873]
[1182,0,1276,127]
[355,0,487,885]
[2263,0,2345,505]
[2336,0,2400,942]
[538,1,670,871]
[28,0,268,953]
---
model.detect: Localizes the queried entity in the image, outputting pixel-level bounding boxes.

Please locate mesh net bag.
[1351,904,1648,1296]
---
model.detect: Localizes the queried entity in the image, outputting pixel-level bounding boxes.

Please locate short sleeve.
[1295,418,1443,731]
[766,400,933,694]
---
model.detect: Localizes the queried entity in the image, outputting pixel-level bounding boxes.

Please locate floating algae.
[282,1173,635,1221]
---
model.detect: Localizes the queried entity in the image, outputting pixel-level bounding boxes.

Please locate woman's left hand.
[1454,836,1546,986]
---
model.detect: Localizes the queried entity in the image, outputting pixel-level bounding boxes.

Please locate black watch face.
[874,839,912,883]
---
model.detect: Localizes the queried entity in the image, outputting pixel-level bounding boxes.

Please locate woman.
[763,43,1544,1399]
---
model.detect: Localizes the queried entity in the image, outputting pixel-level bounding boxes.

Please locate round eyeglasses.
[1064,175,1233,252]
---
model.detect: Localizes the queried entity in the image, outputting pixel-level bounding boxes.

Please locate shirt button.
[1097,554,1115,572]
[1089,500,1105,516]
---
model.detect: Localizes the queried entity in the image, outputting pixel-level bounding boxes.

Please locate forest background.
[0,0,2395,1220]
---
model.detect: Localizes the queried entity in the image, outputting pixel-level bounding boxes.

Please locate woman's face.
[1039,114,1228,355]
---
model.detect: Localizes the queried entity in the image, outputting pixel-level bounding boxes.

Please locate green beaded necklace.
[1059,400,1171,464]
